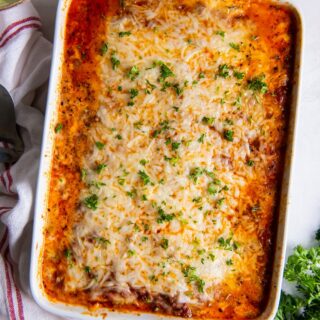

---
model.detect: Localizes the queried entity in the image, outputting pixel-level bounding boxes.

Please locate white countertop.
[32,0,320,270]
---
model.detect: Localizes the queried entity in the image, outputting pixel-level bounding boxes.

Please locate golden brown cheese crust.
[41,0,296,318]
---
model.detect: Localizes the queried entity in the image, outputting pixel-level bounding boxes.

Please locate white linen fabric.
[0,1,61,319]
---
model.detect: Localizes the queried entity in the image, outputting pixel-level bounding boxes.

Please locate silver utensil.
[0,84,24,163]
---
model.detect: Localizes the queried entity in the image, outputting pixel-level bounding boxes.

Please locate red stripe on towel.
[0,23,41,48]
[0,233,16,320]
[5,249,25,320]
[0,16,40,42]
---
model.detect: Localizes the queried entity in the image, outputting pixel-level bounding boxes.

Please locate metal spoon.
[0,85,24,163]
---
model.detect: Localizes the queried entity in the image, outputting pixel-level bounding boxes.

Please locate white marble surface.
[32,0,320,258]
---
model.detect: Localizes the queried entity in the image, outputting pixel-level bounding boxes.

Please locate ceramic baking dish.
[30,0,303,319]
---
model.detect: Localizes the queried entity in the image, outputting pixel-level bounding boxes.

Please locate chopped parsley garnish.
[100,42,108,55]
[141,194,148,201]
[171,142,181,151]
[84,194,98,210]
[139,159,148,166]
[192,197,202,203]
[216,198,225,206]
[189,167,204,183]
[182,265,205,293]
[172,83,183,96]
[127,100,135,106]
[55,123,63,133]
[218,236,239,251]
[119,31,131,37]
[217,64,230,78]
[138,170,151,185]
[248,75,268,94]
[96,163,107,173]
[198,133,205,143]
[226,259,233,266]
[95,237,111,245]
[118,177,125,185]
[157,207,174,224]
[118,85,122,91]
[84,266,91,273]
[127,189,137,198]
[134,121,143,129]
[127,249,136,257]
[159,62,175,81]
[129,88,139,99]
[141,236,148,242]
[233,70,245,80]
[216,30,225,38]
[151,120,170,138]
[164,156,179,166]
[111,52,120,70]
[160,238,169,249]
[202,116,215,126]
[223,129,234,142]
[115,134,122,140]
[208,182,218,196]
[64,248,71,258]
[229,42,240,51]
[128,66,139,80]
[172,106,179,112]
[95,141,105,150]
[208,253,215,261]
[199,72,205,79]
[247,159,254,167]
[81,168,87,180]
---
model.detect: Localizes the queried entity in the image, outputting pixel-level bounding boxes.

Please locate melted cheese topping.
[42,0,294,318]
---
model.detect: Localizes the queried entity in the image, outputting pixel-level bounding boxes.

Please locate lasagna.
[42,0,295,318]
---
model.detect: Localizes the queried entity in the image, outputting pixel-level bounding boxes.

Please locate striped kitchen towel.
[0,1,61,319]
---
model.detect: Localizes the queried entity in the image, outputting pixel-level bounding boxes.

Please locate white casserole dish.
[30,1,304,319]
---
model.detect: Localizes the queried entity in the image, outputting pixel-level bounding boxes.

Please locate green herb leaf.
[55,123,63,133]
[198,133,205,143]
[223,129,234,142]
[100,42,108,55]
[171,142,181,151]
[160,238,169,249]
[276,228,320,320]
[233,70,245,80]
[157,207,174,224]
[229,42,240,51]
[129,88,139,99]
[248,75,268,94]
[216,30,225,38]
[95,141,105,150]
[111,52,120,70]
[84,194,98,210]
[218,236,239,251]
[64,248,71,258]
[217,64,230,78]
[128,66,139,80]
[119,31,131,37]
[247,159,254,167]
[208,182,218,196]
[189,167,204,183]
[202,116,215,126]
[138,170,151,185]
[96,163,107,173]
[159,62,175,81]
[139,159,148,166]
